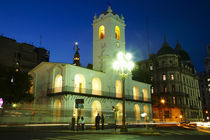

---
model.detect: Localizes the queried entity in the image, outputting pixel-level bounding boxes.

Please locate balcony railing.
[47,86,151,103]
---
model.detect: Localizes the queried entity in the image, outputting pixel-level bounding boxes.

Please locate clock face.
[116,42,120,48]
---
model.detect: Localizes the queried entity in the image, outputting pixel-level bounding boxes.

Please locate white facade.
[29,6,152,124]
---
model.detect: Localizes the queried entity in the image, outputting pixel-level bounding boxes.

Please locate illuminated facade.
[134,38,203,122]
[29,6,152,124]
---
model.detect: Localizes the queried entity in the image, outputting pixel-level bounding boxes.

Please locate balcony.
[47,86,151,103]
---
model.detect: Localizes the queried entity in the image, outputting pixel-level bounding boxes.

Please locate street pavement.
[0,125,210,140]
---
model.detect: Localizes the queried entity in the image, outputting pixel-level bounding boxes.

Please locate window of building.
[115,26,120,40]
[150,76,153,82]
[164,111,170,118]
[151,86,154,94]
[163,86,167,93]
[162,74,166,81]
[99,25,105,39]
[207,78,210,82]
[208,84,210,87]
[170,74,174,80]
[172,85,175,92]
[133,86,139,100]
[149,65,153,70]
[54,74,62,93]
[173,97,176,104]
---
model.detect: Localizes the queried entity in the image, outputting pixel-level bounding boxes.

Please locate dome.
[157,36,176,56]
[175,40,191,61]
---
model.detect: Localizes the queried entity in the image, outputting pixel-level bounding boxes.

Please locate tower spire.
[73,42,81,66]
[107,2,112,13]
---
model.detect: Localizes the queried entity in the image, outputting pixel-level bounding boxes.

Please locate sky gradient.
[0,0,210,72]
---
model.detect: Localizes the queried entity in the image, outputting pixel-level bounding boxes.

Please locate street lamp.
[160,99,165,122]
[160,99,165,104]
[113,52,135,132]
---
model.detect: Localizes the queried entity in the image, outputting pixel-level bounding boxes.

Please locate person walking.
[71,116,75,131]
[101,113,104,130]
[81,116,85,131]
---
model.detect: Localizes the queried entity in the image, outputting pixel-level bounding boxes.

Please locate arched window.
[74,74,86,93]
[53,99,61,122]
[92,77,102,95]
[29,81,33,94]
[142,88,149,101]
[117,103,122,124]
[133,86,139,100]
[115,26,120,40]
[134,104,140,121]
[54,74,62,93]
[99,25,105,40]
[115,80,122,98]
[143,105,149,122]
[91,100,101,123]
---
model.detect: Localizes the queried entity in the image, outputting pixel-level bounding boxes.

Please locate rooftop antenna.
[146,16,150,58]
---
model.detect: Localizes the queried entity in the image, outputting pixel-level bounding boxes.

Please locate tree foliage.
[0,65,33,104]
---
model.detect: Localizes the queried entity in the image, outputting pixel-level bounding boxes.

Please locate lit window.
[149,65,153,70]
[29,81,33,94]
[208,78,210,82]
[173,97,176,104]
[170,74,174,80]
[208,84,210,87]
[115,26,120,40]
[162,74,166,80]
[116,80,122,98]
[164,87,167,93]
[133,86,139,100]
[54,74,62,93]
[151,87,154,94]
[99,25,105,40]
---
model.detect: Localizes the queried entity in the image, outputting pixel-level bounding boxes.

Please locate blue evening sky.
[0,0,210,72]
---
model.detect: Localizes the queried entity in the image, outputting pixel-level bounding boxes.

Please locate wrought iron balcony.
[47,86,151,103]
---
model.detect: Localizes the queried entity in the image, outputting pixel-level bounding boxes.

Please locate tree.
[0,65,33,104]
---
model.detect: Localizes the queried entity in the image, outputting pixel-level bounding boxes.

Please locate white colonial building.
[29,6,152,124]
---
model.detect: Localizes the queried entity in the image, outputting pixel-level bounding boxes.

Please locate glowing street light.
[113,52,135,132]
[160,99,165,104]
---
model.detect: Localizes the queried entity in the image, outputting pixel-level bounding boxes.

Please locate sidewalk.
[0,123,160,136]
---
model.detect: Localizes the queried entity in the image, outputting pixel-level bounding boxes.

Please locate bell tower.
[92,5,126,73]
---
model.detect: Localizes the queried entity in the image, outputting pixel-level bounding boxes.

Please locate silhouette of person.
[77,116,80,131]
[71,116,75,131]
[96,113,101,130]
[81,116,85,131]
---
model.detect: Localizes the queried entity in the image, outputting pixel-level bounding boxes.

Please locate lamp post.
[113,52,135,132]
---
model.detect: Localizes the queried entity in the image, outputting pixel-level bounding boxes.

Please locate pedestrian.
[96,113,101,130]
[101,113,104,130]
[71,115,75,131]
[77,116,80,131]
[81,116,85,131]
